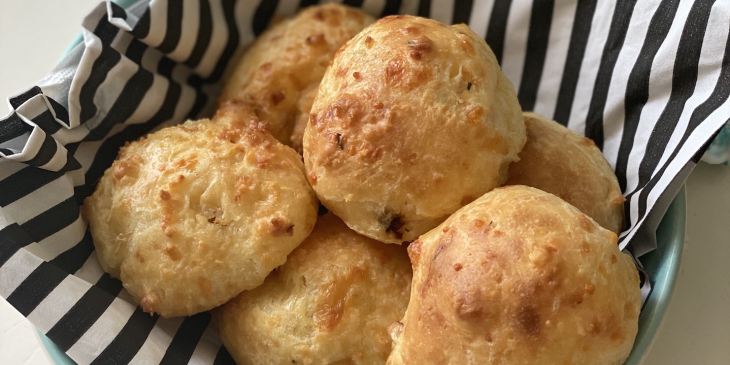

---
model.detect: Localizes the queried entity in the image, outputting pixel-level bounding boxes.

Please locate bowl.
[38,0,687,363]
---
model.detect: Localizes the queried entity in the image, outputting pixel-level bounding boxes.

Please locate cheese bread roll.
[304,15,525,243]
[84,102,318,317]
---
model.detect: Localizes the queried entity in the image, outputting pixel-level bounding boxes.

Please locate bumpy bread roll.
[84,102,318,317]
[214,213,412,365]
[303,15,525,244]
[220,3,374,146]
[505,112,625,233]
[388,186,640,365]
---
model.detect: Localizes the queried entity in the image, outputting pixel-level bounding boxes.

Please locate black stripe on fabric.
[75,82,182,201]
[636,0,716,193]
[583,0,638,149]
[49,229,95,275]
[485,0,513,64]
[206,0,239,83]
[9,86,43,109]
[253,0,278,37]
[22,132,57,168]
[633,0,726,219]
[0,224,33,266]
[614,0,680,192]
[94,12,122,44]
[157,0,184,54]
[132,8,151,39]
[79,17,123,125]
[59,155,83,174]
[90,308,159,365]
[517,0,555,111]
[452,0,475,25]
[6,262,68,316]
[0,148,14,156]
[159,313,212,365]
[125,39,148,64]
[95,273,124,296]
[298,0,319,9]
[184,0,213,68]
[86,68,155,140]
[158,56,177,79]
[342,0,364,8]
[46,275,124,352]
[381,0,402,17]
[417,0,431,17]
[0,166,62,207]
[186,90,208,120]
[109,2,128,20]
[212,346,236,365]
[19,196,78,243]
[0,113,32,144]
[33,110,63,135]
[46,97,70,128]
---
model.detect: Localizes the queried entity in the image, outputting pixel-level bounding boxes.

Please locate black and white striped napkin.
[1,0,728,364]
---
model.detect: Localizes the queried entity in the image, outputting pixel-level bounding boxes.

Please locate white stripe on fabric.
[399,0,419,16]
[39,138,68,171]
[500,0,532,92]
[3,175,73,225]
[0,249,43,298]
[128,317,184,365]
[468,0,495,39]
[566,0,616,133]
[0,208,17,232]
[187,325,223,365]
[0,161,26,181]
[601,0,662,169]
[652,3,730,176]
[66,297,140,365]
[167,0,201,62]
[275,0,300,17]
[27,275,92,333]
[625,0,701,194]
[73,123,127,173]
[204,0,236,79]
[622,98,730,245]
[362,0,387,17]
[84,58,140,131]
[142,0,169,47]
[532,0,577,119]
[122,75,169,126]
[24,216,87,262]
[74,253,106,286]
[11,125,45,163]
[429,0,455,25]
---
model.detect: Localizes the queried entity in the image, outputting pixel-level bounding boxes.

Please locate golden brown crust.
[505,112,625,233]
[220,4,374,146]
[303,15,525,244]
[214,213,412,365]
[387,186,640,365]
[84,102,318,317]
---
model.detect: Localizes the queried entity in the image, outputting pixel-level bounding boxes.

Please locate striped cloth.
[1,0,728,364]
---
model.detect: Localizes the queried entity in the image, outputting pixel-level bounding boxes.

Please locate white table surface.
[1,1,729,364]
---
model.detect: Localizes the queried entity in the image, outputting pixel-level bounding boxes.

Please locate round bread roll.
[220,3,374,147]
[214,213,412,365]
[388,185,641,365]
[303,15,525,244]
[505,112,625,233]
[84,102,318,317]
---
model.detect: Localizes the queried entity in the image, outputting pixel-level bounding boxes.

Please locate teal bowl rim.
[41,1,687,363]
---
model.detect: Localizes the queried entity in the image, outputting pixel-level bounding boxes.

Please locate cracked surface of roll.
[303,15,525,244]
[387,186,641,365]
[83,102,318,317]
[220,3,374,149]
[505,112,625,233]
[214,213,412,365]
